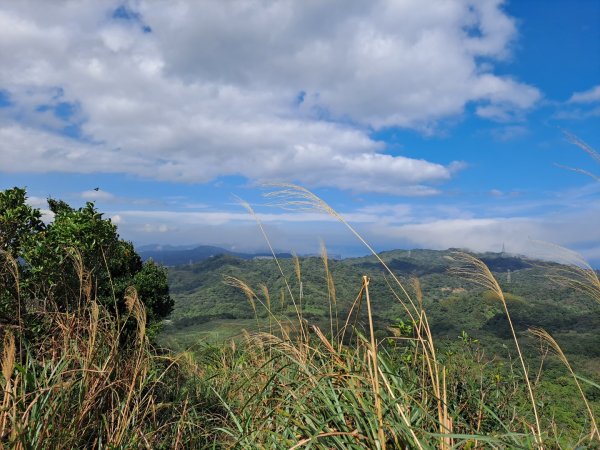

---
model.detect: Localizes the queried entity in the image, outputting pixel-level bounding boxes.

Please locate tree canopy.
[0,187,173,335]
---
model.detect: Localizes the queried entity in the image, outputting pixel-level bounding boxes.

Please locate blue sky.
[1,0,599,262]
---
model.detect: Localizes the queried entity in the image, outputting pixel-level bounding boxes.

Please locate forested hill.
[160,249,600,372]
[138,244,293,266]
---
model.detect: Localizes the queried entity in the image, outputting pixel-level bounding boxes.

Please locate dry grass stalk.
[288,430,366,449]
[277,287,284,310]
[565,132,600,165]
[260,283,272,333]
[529,327,599,441]
[338,279,366,349]
[124,286,146,344]
[264,184,420,321]
[449,251,543,446]
[86,301,100,368]
[380,272,447,430]
[1,251,23,356]
[67,247,87,307]
[257,184,456,446]
[1,332,15,389]
[224,275,257,320]
[556,132,600,182]
[101,247,119,323]
[441,366,453,449]
[311,325,344,366]
[363,276,386,450]
[321,242,338,344]
[541,244,600,306]
[236,196,307,343]
[293,252,304,325]
[264,185,452,443]
[411,277,423,312]
[223,276,288,339]
[0,331,16,438]
[555,164,600,182]
[293,252,302,284]
[113,288,154,445]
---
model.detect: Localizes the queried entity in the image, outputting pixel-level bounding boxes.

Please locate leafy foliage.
[0,187,173,336]
[0,187,44,255]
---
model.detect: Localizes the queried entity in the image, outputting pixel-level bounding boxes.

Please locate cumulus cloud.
[0,0,539,194]
[568,85,600,104]
[554,85,600,120]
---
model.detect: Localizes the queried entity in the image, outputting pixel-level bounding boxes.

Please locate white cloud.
[371,217,540,253]
[555,85,600,121]
[141,223,173,233]
[39,209,55,223]
[488,188,521,198]
[367,204,600,261]
[553,107,600,121]
[568,85,600,104]
[117,209,341,226]
[0,0,539,194]
[490,125,528,141]
[81,189,115,201]
[107,196,600,262]
[26,195,47,208]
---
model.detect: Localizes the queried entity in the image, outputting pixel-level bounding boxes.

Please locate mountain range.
[138,244,294,266]
[159,248,600,380]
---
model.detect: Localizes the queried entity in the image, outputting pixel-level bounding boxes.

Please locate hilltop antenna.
[407,249,412,258]
[501,243,506,255]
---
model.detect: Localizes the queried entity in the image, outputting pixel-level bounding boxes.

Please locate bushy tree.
[0,187,44,254]
[0,187,173,335]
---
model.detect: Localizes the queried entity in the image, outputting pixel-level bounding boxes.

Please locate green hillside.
[161,249,600,369]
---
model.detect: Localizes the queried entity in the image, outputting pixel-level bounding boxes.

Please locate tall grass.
[449,252,542,445]
[209,184,596,448]
[195,185,600,449]
[0,256,214,448]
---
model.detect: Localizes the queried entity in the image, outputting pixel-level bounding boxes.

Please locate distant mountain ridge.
[138,244,293,266]
[138,243,539,270]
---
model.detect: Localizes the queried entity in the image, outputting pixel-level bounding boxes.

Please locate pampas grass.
[449,251,542,445]
[529,327,599,442]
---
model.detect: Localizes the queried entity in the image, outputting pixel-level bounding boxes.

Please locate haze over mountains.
[137,244,296,266]
[137,243,600,269]
[138,243,519,268]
